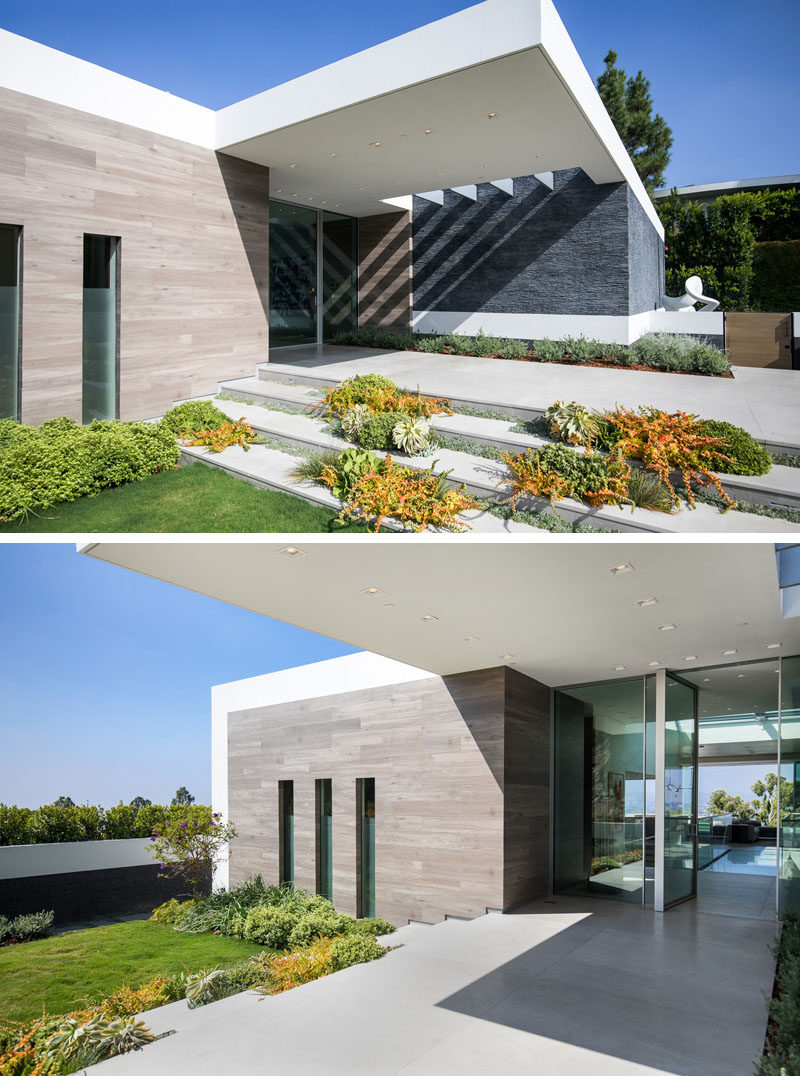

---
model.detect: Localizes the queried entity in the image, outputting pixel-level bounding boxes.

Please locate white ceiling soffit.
[215,0,662,233]
[78,543,797,688]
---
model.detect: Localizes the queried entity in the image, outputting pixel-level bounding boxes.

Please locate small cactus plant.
[544,401,600,447]
[392,415,433,456]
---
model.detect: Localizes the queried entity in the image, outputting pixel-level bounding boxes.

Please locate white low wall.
[0,838,154,880]
[411,309,725,345]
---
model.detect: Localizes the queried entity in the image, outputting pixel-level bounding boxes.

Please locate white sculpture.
[662,275,720,313]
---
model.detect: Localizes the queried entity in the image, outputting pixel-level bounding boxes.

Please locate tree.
[708,789,750,820]
[749,773,794,826]
[129,796,151,816]
[596,50,673,193]
[52,796,75,809]
[171,787,194,806]
[147,808,236,896]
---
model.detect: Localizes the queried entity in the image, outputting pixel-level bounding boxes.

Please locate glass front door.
[779,656,800,917]
[269,203,318,348]
[269,202,357,349]
[661,673,698,908]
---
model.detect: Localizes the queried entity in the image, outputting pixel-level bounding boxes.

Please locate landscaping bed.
[332,328,732,376]
[759,912,800,1075]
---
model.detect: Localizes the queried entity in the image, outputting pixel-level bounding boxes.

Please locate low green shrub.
[622,469,676,513]
[532,338,565,362]
[0,418,180,524]
[497,339,530,359]
[471,331,506,357]
[534,444,615,500]
[591,856,621,875]
[356,412,404,452]
[415,335,446,353]
[349,917,396,937]
[446,332,477,356]
[561,335,598,362]
[701,420,772,476]
[758,912,800,1075]
[159,400,232,437]
[631,333,731,375]
[5,909,55,943]
[287,910,353,949]
[242,906,296,948]
[329,933,386,972]
[149,898,196,926]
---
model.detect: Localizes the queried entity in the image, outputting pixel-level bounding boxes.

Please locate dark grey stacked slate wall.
[412,168,664,318]
[0,864,211,923]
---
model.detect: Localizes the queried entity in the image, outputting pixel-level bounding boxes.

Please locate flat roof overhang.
[214,0,663,234]
[78,543,796,687]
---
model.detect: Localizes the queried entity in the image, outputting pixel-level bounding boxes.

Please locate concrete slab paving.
[252,344,800,451]
[87,896,777,1076]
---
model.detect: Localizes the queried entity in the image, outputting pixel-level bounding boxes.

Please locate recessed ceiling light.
[329,153,337,158]
[536,153,546,158]
[383,602,396,609]
[499,652,515,662]
[463,635,479,643]
[703,678,711,683]
[610,563,634,575]
[736,673,746,678]
[487,112,499,119]
[292,193,299,198]
[438,172,445,177]
[423,129,433,135]
[765,643,781,650]
[612,665,626,672]
[289,163,298,168]
[275,188,282,193]
[775,669,780,674]
[647,660,661,667]
[637,597,658,607]
[684,655,697,661]
[369,141,382,147]
[361,587,383,597]
[418,614,438,623]
[278,546,305,559]
[727,707,732,712]
[658,624,676,632]
[722,649,738,656]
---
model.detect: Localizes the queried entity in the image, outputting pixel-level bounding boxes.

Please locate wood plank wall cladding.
[0,87,269,424]
[357,210,412,333]
[725,312,793,369]
[503,668,551,908]
[227,670,507,925]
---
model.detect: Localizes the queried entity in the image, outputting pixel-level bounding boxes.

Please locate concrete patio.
[90,895,777,1076]
[252,344,800,452]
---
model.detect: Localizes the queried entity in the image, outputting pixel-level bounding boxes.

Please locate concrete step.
[204,398,800,533]
[216,382,800,513]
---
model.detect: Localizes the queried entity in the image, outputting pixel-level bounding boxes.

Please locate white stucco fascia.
[211,652,437,888]
[0,28,215,146]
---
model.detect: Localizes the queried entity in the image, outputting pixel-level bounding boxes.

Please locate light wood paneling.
[227,671,507,925]
[726,312,793,369]
[357,211,412,333]
[0,86,269,423]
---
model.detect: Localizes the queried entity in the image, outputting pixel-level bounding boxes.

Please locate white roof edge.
[653,174,800,199]
[537,0,663,236]
[211,651,438,712]
[213,0,543,149]
[0,28,215,147]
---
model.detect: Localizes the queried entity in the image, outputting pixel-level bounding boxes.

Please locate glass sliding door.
[316,779,333,900]
[662,674,698,908]
[358,778,375,918]
[269,202,317,347]
[779,656,800,917]
[553,678,647,904]
[278,780,294,886]
[322,212,357,341]
[82,234,119,422]
[0,225,21,421]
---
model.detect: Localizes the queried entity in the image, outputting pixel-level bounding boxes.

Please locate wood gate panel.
[725,312,793,369]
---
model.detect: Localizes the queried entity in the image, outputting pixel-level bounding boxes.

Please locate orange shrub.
[499,451,574,512]
[181,419,258,453]
[266,937,334,995]
[97,976,179,1019]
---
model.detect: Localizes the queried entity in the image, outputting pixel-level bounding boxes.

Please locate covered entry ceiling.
[214,0,662,231]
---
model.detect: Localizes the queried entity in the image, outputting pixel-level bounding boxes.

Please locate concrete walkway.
[89,897,777,1076]
[259,345,800,451]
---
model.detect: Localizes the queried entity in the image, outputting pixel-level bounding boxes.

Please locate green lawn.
[0,920,266,1023]
[0,462,374,533]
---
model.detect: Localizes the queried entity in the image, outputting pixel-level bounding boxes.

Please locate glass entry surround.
[0,224,21,421]
[660,674,698,909]
[269,201,357,348]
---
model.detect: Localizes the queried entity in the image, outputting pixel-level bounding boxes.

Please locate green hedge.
[751,241,800,312]
[0,417,179,524]
[0,803,210,846]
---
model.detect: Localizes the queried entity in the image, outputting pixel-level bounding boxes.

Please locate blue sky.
[2,0,798,188]
[0,544,356,808]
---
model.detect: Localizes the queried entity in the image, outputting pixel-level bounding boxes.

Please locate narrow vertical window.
[358,778,375,918]
[82,234,119,423]
[316,779,332,900]
[278,781,294,885]
[0,225,21,421]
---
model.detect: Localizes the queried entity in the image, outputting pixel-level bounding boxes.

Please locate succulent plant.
[341,404,371,441]
[45,1013,154,1060]
[544,401,600,447]
[185,967,229,1009]
[330,448,380,499]
[392,415,432,456]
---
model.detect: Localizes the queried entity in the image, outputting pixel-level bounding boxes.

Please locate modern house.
[0,0,679,428]
[80,541,800,925]
[653,173,800,206]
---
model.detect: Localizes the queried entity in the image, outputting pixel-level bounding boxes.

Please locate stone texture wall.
[0,863,210,922]
[412,169,664,318]
[0,86,269,424]
[226,667,552,925]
